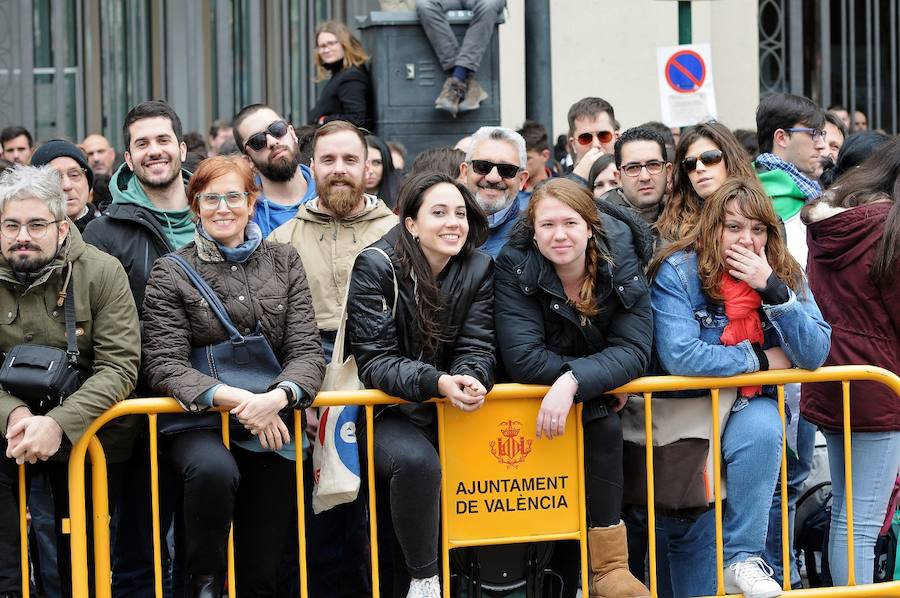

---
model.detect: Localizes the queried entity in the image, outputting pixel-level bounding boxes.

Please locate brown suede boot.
[588,522,650,598]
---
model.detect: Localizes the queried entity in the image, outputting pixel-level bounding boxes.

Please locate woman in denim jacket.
[648,179,831,598]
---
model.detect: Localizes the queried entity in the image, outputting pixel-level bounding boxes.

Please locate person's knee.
[470,0,505,17]
[416,0,443,17]
[584,413,623,450]
[184,454,240,495]
[394,447,441,486]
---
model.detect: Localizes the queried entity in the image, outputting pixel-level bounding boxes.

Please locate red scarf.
[719,273,764,397]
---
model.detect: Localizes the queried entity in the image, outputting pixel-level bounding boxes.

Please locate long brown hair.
[314,21,369,81]
[649,179,805,301]
[524,179,608,317]
[657,122,758,242]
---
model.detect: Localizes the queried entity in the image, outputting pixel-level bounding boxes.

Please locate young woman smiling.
[657,121,758,243]
[345,172,494,598]
[142,155,325,597]
[494,178,653,598]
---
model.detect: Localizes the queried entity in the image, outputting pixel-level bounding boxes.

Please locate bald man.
[80,134,117,176]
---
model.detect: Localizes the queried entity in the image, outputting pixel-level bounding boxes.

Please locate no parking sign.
[657,44,718,127]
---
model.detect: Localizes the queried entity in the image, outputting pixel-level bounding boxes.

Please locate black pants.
[583,410,624,527]
[0,436,124,597]
[368,410,442,583]
[161,430,296,597]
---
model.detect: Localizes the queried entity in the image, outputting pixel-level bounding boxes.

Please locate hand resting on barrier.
[5,406,63,464]
[213,385,292,449]
[439,374,486,412]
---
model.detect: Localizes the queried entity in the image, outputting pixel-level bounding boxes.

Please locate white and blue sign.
[657,44,718,127]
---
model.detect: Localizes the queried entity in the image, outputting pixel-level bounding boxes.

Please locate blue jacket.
[480,191,530,258]
[650,250,831,380]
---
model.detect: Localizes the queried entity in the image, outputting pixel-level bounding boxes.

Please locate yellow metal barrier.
[5,364,892,597]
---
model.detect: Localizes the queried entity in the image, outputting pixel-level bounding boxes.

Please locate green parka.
[0,225,140,462]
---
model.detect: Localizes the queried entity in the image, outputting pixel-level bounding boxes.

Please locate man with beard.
[0,165,139,597]
[234,104,317,237]
[268,120,395,598]
[83,100,192,596]
[459,125,529,257]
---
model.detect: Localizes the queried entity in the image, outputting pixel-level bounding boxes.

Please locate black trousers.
[161,430,296,597]
[0,436,124,597]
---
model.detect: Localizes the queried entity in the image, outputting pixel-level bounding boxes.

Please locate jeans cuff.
[724,551,761,567]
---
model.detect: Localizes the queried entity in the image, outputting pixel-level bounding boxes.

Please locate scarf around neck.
[719,273,764,397]
[195,222,263,264]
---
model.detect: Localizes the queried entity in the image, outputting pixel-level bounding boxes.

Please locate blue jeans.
[655,509,717,598]
[722,396,783,566]
[764,388,816,586]
[824,429,900,585]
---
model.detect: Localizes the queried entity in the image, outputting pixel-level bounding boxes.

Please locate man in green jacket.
[0,165,140,596]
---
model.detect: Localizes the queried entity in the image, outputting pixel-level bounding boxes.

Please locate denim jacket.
[650,250,831,381]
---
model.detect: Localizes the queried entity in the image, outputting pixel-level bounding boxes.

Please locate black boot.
[189,573,225,598]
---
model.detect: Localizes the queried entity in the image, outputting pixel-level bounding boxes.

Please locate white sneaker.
[724,557,782,598]
[407,575,441,598]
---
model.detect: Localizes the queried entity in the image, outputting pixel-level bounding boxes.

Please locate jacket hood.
[804,200,891,270]
[110,162,192,207]
[505,198,654,267]
[296,194,394,224]
[109,162,195,248]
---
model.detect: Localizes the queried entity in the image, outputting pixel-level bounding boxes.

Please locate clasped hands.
[5,406,63,464]
[215,386,290,450]
[438,374,486,413]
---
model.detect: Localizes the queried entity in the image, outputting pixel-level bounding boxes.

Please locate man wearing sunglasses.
[600,127,671,247]
[458,126,529,257]
[565,97,620,189]
[233,104,317,238]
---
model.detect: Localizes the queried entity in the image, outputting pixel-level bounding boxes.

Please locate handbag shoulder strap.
[59,264,78,364]
[164,253,242,342]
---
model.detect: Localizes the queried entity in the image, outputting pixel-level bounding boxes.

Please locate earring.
[532,237,538,246]
[414,236,420,244]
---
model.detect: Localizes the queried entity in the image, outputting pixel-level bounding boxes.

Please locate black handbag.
[0,272,87,415]
[161,254,285,439]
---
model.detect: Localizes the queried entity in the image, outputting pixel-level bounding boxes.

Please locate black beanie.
[30,139,94,190]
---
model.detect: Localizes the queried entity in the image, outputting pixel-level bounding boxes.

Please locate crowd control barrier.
[8,365,900,597]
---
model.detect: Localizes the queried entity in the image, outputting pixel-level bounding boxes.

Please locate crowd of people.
[0,19,897,598]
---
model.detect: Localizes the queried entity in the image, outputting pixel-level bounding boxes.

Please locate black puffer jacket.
[346,227,495,413]
[494,212,653,422]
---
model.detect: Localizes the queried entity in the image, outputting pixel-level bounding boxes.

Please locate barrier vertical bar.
[221,412,236,598]
[148,414,164,598]
[576,402,589,597]
[295,409,309,598]
[437,401,451,598]
[710,388,724,595]
[18,464,29,598]
[366,404,381,597]
[643,392,657,597]
[842,380,856,585]
[87,438,112,598]
[777,385,790,591]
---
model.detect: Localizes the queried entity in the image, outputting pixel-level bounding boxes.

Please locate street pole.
[524,0,553,138]
[678,0,692,44]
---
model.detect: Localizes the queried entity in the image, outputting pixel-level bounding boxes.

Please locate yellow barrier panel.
[54,365,900,598]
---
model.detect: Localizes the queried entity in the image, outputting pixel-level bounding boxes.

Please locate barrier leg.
[437,402,451,598]
[18,464,29,598]
[220,412,236,598]
[842,381,856,586]
[295,409,309,598]
[148,415,164,598]
[366,404,381,598]
[710,389,724,596]
[777,385,790,591]
[576,403,590,598]
[643,393,657,598]
[88,437,112,598]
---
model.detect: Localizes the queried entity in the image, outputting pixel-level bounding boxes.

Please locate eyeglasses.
[620,160,666,177]
[575,130,615,146]
[197,191,249,209]
[469,159,521,179]
[317,40,341,51]
[0,220,62,239]
[681,149,724,173]
[785,127,826,141]
[60,168,87,183]
[244,120,289,152]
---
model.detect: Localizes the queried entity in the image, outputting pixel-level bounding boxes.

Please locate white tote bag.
[312,247,396,513]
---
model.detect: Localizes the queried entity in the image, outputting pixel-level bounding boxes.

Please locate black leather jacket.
[346,227,495,414]
[494,211,653,422]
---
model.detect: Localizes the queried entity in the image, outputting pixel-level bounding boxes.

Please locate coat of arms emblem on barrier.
[489,419,533,468]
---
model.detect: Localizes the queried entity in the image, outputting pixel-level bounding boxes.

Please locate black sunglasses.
[469,159,521,179]
[244,120,289,152]
[681,149,724,173]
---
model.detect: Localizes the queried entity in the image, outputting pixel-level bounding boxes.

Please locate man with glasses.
[458,126,529,257]
[599,127,671,245]
[31,139,98,232]
[83,99,193,596]
[233,104,317,238]
[754,92,825,592]
[0,165,140,598]
[565,97,620,189]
